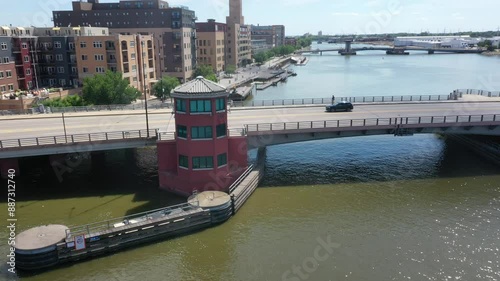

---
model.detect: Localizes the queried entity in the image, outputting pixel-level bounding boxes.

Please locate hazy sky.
[2,0,499,35]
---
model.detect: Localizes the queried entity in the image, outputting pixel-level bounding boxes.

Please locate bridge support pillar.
[256,147,267,167]
[0,158,19,179]
[428,50,435,54]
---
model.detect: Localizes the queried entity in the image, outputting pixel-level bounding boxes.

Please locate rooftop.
[171,76,228,98]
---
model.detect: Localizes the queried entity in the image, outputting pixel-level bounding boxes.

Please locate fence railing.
[233,94,451,107]
[245,114,500,132]
[65,202,198,240]
[0,129,158,149]
[0,102,173,116]
[229,164,255,194]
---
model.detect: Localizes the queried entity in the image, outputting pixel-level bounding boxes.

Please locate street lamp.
[141,38,150,138]
[62,112,67,143]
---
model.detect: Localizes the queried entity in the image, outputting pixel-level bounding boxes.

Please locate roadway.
[1,101,499,141]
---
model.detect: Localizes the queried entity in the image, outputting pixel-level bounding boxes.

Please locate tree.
[254,52,268,64]
[42,95,87,107]
[152,75,180,102]
[225,64,236,75]
[82,70,140,105]
[193,65,217,82]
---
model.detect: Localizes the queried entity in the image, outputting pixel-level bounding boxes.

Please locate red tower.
[157,77,248,197]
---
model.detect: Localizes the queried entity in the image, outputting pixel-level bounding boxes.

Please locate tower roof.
[171,76,228,98]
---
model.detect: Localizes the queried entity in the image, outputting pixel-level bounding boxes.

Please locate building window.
[6,70,12,78]
[0,43,7,50]
[26,69,31,75]
[96,67,105,73]
[68,42,75,50]
[130,41,135,47]
[179,155,189,168]
[93,41,102,48]
[2,57,9,64]
[24,56,29,62]
[54,41,62,48]
[177,125,187,138]
[59,79,66,86]
[80,42,87,48]
[190,100,211,113]
[21,43,27,49]
[81,55,88,61]
[192,156,213,170]
[176,99,186,112]
[131,53,136,60]
[95,54,104,61]
[0,72,3,79]
[217,153,227,167]
[57,67,64,73]
[0,86,6,92]
[191,126,213,139]
[132,65,137,72]
[216,124,227,138]
[8,84,14,91]
[215,98,225,111]
[83,67,88,73]
[55,54,63,61]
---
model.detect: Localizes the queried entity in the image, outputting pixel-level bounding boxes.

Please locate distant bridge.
[296,46,485,55]
[296,39,485,55]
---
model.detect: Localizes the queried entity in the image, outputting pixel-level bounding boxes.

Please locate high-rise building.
[196,20,226,73]
[226,0,251,67]
[52,0,197,82]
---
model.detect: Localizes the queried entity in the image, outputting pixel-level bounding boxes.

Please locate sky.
[2,0,499,36]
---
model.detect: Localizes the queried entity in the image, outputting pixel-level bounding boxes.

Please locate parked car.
[325,101,353,112]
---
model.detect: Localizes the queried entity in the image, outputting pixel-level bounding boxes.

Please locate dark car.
[325,101,353,112]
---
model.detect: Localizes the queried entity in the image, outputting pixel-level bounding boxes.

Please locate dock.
[230,85,254,101]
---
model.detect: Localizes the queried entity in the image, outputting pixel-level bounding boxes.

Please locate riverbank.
[481,50,500,56]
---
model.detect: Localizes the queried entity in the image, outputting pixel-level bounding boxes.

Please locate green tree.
[152,75,180,102]
[42,95,87,108]
[253,52,268,64]
[225,64,236,74]
[193,65,217,82]
[82,70,140,105]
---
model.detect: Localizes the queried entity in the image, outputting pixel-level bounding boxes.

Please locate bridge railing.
[0,103,173,116]
[0,129,158,149]
[233,95,451,107]
[455,89,500,97]
[245,114,500,132]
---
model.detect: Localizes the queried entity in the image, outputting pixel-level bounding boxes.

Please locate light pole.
[140,37,150,138]
[62,112,67,143]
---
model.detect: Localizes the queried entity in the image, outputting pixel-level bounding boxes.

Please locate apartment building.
[226,0,251,67]
[0,32,18,95]
[251,25,285,48]
[0,26,37,93]
[53,0,197,82]
[196,20,226,73]
[75,33,156,95]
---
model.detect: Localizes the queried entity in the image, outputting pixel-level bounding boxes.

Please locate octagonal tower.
[157,76,248,196]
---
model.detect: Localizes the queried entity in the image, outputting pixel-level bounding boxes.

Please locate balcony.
[15,60,23,66]
[107,59,117,64]
[12,47,21,53]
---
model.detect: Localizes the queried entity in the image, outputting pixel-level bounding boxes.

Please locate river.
[1,43,500,281]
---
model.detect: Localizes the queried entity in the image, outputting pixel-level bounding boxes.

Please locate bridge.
[296,40,485,55]
[1,96,500,159]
